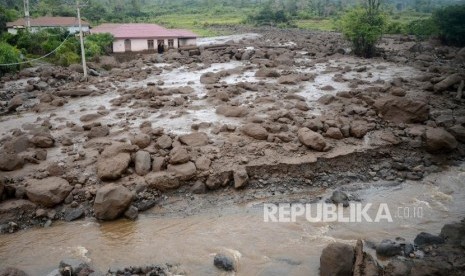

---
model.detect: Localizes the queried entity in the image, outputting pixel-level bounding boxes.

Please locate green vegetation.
[0,41,20,75]
[434,5,465,46]
[340,0,386,58]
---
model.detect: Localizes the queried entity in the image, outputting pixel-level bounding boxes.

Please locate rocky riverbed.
[0,27,465,275]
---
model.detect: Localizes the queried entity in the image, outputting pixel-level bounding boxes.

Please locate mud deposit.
[0,28,465,275]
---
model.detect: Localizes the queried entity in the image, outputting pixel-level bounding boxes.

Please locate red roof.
[7,17,89,27]
[91,23,197,39]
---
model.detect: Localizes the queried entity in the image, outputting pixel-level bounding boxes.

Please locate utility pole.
[23,0,31,30]
[76,0,87,78]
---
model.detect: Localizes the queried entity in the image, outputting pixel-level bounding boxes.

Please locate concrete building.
[6,17,90,35]
[91,23,197,53]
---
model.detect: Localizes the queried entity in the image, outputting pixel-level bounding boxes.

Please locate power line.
[0,31,73,66]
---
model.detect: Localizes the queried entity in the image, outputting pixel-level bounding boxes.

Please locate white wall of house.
[113,38,181,53]
[7,26,89,35]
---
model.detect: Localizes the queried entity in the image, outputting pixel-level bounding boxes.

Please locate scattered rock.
[376,239,402,257]
[374,97,429,123]
[297,127,327,151]
[25,177,72,207]
[167,162,197,180]
[169,147,190,164]
[156,135,173,149]
[87,125,110,139]
[214,253,236,271]
[131,133,151,149]
[145,172,180,191]
[97,153,131,180]
[179,132,209,146]
[433,73,463,93]
[0,153,24,171]
[330,190,349,207]
[195,156,211,171]
[30,133,55,148]
[242,123,269,140]
[414,232,445,246]
[233,168,249,189]
[216,105,248,117]
[135,151,151,176]
[124,205,138,220]
[64,208,84,222]
[425,127,458,152]
[93,184,133,220]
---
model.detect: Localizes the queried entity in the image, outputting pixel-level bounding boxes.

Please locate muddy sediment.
[0,27,465,274]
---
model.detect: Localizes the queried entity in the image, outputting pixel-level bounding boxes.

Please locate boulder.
[87,126,110,139]
[414,232,445,246]
[0,153,24,171]
[179,132,209,146]
[297,127,327,151]
[97,153,131,180]
[242,123,269,140]
[433,73,463,93]
[124,205,138,220]
[325,127,344,140]
[156,135,172,149]
[320,242,355,276]
[255,68,280,78]
[30,133,55,148]
[206,171,233,190]
[135,151,151,176]
[7,95,23,112]
[278,74,301,85]
[25,177,72,207]
[64,208,84,222]
[376,239,402,257]
[425,127,458,152]
[3,135,30,154]
[145,172,180,191]
[131,133,151,149]
[214,253,236,271]
[169,147,190,164]
[93,184,133,220]
[195,156,211,171]
[330,190,349,207]
[350,121,370,138]
[448,125,465,143]
[79,113,101,122]
[167,162,197,180]
[216,105,248,117]
[152,157,166,172]
[440,221,465,244]
[233,168,249,189]
[373,97,429,123]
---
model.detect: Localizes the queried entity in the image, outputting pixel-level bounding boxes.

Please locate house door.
[148,40,154,50]
[157,40,164,54]
[124,39,131,52]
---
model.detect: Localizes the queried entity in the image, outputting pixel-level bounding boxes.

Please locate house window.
[148,40,154,50]
[168,39,174,48]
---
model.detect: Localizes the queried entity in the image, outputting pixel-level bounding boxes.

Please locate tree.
[340,0,386,58]
[433,4,465,47]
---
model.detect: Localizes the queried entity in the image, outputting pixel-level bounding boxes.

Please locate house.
[6,17,90,35]
[91,23,197,53]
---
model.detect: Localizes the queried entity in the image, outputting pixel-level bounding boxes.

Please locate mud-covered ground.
[0,27,465,275]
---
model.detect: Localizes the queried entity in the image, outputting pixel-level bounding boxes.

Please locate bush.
[433,4,465,46]
[385,21,406,35]
[340,4,386,58]
[247,4,291,26]
[85,33,114,56]
[405,18,439,39]
[0,42,21,75]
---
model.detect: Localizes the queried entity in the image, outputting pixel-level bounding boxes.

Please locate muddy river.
[0,163,464,275]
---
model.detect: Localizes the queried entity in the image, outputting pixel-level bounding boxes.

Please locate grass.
[148,10,249,37]
[295,19,336,31]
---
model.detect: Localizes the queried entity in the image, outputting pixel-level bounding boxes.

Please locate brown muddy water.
[0,163,464,275]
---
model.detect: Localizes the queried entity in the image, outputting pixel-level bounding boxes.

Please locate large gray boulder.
[93,184,133,220]
[25,177,72,207]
